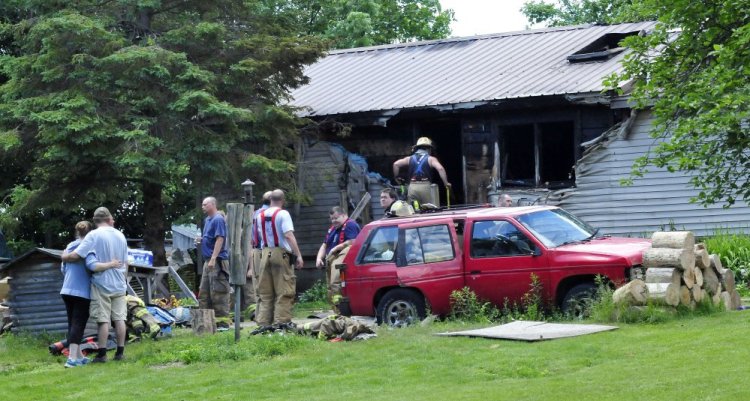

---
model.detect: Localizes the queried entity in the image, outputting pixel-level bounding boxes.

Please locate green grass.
[2,311,750,400]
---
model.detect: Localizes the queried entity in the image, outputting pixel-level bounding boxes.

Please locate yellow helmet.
[412,137,433,151]
[389,200,415,217]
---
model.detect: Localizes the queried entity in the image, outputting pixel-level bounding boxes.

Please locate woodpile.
[613,231,743,311]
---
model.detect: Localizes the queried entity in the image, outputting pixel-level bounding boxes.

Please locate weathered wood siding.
[553,111,750,237]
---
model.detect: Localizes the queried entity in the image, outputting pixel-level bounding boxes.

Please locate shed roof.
[0,248,60,273]
[290,22,656,117]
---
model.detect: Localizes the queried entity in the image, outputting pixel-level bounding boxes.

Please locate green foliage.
[521,0,652,27]
[266,0,454,49]
[704,229,750,288]
[298,279,328,304]
[0,0,326,252]
[609,0,750,208]
[448,286,500,323]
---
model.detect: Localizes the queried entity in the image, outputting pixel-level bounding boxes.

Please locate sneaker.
[64,358,80,368]
[91,355,107,363]
[113,354,124,361]
[79,357,90,366]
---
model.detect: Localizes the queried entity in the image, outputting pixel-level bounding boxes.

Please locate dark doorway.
[419,119,463,205]
[500,124,535,186]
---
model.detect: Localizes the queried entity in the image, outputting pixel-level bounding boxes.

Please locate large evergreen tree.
[0,0,325,262]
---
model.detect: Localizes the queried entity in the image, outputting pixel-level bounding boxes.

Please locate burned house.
[290,22,750,238]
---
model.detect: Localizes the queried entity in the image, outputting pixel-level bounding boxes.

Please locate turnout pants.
[325,245,351,313]
[198,259,231,325]
[240,250,260,311]
[407,181,437,207]
[256,248,296,326]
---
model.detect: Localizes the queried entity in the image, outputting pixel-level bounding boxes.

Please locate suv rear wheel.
[562,283,597,319]
[376,289,426,327]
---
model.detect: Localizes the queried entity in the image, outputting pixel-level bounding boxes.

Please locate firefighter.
[393,137,451,209]
[315,207,361,312]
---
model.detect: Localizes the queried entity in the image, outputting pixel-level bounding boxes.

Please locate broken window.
[500,121,575,189]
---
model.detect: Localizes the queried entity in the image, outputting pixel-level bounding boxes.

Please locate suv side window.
[471,220,535,258]
[403,224,454,266]
[359,226,398,264]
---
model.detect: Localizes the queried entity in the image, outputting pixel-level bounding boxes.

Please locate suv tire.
[376,289,426,327]
[562,283,597,319]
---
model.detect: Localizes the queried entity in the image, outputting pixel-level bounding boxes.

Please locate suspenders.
[260,208,282,248]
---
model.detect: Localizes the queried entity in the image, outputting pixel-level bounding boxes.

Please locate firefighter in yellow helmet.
[393,137,451,209]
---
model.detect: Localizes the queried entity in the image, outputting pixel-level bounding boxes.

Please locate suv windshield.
[515,208,596,248]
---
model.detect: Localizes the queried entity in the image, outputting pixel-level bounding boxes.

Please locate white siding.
[555,111,750,237]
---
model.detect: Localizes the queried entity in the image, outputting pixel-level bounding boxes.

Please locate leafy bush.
[704,229,750,292]
[298,280,328,304]
[448,287,500,323]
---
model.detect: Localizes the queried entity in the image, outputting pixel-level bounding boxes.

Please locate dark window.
[403,224,454,266]
[359,226,398,264]
[500,122,575,188]
[470,220,535,258]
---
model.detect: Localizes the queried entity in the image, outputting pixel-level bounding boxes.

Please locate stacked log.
[617,231,743,311]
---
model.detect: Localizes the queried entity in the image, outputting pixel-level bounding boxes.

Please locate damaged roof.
[290,22,656,117]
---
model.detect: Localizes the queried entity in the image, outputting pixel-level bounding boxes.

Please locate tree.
[609,0,750,207]
[266,0,454,49]
[521,0,649,26]
[0,1,325,263]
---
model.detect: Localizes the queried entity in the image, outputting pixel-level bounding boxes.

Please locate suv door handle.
[470,270,481,275]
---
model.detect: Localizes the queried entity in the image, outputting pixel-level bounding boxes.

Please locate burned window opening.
[567,31,640,63]
[500,122,575,189]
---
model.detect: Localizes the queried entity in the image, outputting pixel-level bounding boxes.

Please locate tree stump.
[693,266,703,288]
[720,292,733,311]
[643,248,695,270]
[682,266,695,289]
[192,308,217,335]
[651,231,695,250]
[645,267,681,286]
[702,265,721,296]
[679,285,691,307]
[645,283,680,306]
[694,245,710,269]
[719,269,736,293]
[613,279,648,306]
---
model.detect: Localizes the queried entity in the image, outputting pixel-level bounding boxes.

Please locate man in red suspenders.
[315,206,361,311]
[255,189,304,328]
[243,191,272,320]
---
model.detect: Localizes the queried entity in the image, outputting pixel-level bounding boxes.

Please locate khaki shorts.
[90,285,127,323]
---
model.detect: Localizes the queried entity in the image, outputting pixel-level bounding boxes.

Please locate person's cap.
[93,207,112,219]
[412,137,433,150]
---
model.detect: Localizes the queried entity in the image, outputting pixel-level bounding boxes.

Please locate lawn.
[1,311,749,401]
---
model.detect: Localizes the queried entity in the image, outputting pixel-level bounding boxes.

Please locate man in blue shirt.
[315,206,361,311]
[62,207,128,362]
[195,196,231,330]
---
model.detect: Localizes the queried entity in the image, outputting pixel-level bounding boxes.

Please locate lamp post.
[242,179,255,205]
[231,178,255,342]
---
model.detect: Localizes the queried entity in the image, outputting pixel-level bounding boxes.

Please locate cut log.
[709,254,723,271]
[720,292,733,311]
[613,279,648,306]
[702,266,721,296]
[731,290,742,310]
[694,245,710,269]
[191,308,217,335]
[682,266,695,289]
[651,231,695,250]
[719,269,736,293]
[645,267,681,286]
[712,292,721,306]
[691,285,702,303]
[679,285,691,307]
[643,248,695,270]
[693,266,703,288]
[645,283,680,306]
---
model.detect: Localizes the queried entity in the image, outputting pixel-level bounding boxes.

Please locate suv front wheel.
[376,289,426,327]
[562,283,597,319]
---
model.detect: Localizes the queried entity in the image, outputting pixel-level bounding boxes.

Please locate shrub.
[703,229,750,291]
[298,280,328,304]
[448,287,500,323]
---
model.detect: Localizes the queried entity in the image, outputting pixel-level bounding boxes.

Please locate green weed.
[298,279,328,304]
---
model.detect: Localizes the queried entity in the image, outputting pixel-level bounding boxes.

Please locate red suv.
[336,205,651,326]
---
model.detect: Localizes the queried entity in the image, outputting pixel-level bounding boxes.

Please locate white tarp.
[436,320,618,341]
